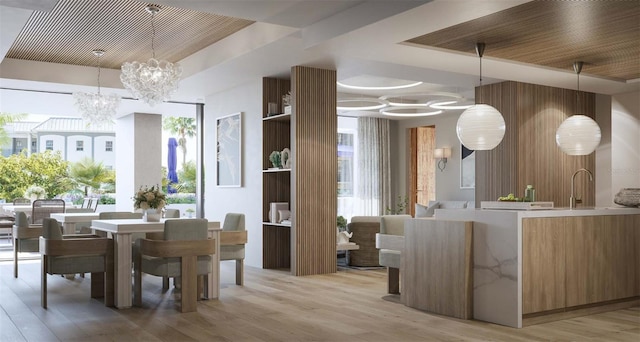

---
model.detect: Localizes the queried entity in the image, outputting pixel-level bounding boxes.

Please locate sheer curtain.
[356,117,391,216]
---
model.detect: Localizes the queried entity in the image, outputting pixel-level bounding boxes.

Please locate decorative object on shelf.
[73,49,120,126]
[556,61,602,155]
[456,42,506,150]
[337,215,347,232]
[133,185,166,222]
[524,185,536,202]
[281,148,291,169]
[216,112,242,187]
[269,150,282,169]
[24,185,47,201]
[614,188,640,208]
[283,91,292,114]
[120,4,182,106]
[185,208,195,218]
[278,209,290,223]
[268,102,278,115]
[434,147,451,172]
[269,202,288,223]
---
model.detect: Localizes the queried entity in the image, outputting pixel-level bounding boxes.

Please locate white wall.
[66,134,92,162]
[94,135,115,169]
[393,110,475,205]
[204,79,263,268]
[39,134,64,155]
[611,90,640,201]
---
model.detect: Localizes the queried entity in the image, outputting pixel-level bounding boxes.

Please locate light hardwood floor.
[1,260,638,342]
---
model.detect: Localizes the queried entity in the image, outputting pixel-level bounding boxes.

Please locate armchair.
[133,219,215,312]
[13,211,41,278]
[220,213,247,285]
[347,216,381,267]
[377,214,411,294]
[31,199,65,224]
[39,218,114,308]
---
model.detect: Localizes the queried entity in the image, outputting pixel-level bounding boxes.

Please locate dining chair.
[220,213,247,285]
[40,218,114,308]
[13,197,31,205]
[80,211,143,236]
[12,211,41,278]
[164,209,180,218]
[133,218,215,312]
[31,199,65,224]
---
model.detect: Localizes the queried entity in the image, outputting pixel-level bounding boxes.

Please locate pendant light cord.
[574,61,583,114]
[97,54,101,95]
[475,42,486,104]
[151,10,156,59]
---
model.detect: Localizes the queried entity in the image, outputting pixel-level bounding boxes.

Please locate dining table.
[90,218,221,309]
[50,212,100,234]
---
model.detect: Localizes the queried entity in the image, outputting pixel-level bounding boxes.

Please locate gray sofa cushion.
[415,202,439,217]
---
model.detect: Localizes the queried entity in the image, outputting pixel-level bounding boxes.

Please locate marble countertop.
[475,206,640,218]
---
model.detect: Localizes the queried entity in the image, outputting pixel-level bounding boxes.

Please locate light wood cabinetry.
[522,214,640,315]
[262,67,337,275]
[522,218,566,314]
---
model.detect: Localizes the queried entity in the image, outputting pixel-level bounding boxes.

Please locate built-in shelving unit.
[262,66,337,276]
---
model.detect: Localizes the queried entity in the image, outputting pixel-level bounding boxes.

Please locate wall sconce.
[434,147,451,172]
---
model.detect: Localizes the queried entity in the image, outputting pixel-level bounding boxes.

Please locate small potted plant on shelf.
[186,208,195,218]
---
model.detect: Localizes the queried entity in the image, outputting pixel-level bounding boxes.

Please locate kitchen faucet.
[570,168,593,209]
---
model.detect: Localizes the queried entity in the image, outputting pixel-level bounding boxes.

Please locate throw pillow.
[415,202,439,217]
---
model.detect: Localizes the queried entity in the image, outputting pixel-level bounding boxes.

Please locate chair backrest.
[91,197,100,211]
[222,213,245,232]
[380,215,411,236]
[81,198,92,209]
[13,197,30,205]
[164,209,180,218]
[31,199,65,224]
[15,211,29,228]
[65,208,95,213]
[98,212,143,220]
[42,218,63,240]
[164,218,208,241]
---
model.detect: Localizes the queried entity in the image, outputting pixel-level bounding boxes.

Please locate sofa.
[414,200,475,218]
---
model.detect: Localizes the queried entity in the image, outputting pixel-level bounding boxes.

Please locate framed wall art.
[216,112,242,187]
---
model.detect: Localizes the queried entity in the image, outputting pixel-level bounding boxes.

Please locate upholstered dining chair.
[164,209,180,218]
[220,213,247,285]
[13,197,31,205]
[378,214,411,294]
[31,199,65,224]
[80,211,143,236]
[133,218,215,313]
[12,211,41,278]
[39,218,113,308]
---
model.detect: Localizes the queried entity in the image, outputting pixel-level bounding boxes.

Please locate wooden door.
[409,126,436,216]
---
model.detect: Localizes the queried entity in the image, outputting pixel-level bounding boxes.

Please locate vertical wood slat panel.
[262,77,292,269]
[291,66,337,276]
[476,81,596,207]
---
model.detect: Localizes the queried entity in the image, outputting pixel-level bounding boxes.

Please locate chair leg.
[13,239,18,278]
[90,272,104,299]
[180,256,197,313]
[388,267,400,294]
[41,255,47,308]
[162,276,169,290]
[197,275,204,300]
[133,248,142,307]
[235,259,244,286]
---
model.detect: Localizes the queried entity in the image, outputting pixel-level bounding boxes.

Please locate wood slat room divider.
[291,66,337,276]
[475,81,596,207]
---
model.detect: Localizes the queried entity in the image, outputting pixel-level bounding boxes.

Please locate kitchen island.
[436,207,640,328]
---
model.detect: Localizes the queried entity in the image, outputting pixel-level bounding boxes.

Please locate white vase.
[143,209,161,222]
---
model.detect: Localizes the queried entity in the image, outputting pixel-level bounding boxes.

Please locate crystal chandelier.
[73,49,120,126]
[120,4,182,106]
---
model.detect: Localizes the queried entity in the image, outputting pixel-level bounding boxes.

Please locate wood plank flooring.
[1,260,638,341]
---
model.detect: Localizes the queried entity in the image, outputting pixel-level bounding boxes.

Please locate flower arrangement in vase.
[133,185,166,222]
[24,185,47,201]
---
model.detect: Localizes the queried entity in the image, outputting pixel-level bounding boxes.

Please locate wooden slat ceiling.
[5,0,255,69]
[405,1,640,82]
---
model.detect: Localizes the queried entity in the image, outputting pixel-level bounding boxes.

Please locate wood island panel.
[522,217,566,314]
[403,219,473,319]
[565,215,640,307]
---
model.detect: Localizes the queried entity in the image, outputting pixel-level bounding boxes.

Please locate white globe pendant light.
[555,62,601,155]
[456,43,505,150]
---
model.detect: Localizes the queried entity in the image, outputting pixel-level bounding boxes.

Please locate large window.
[337,116,358,221]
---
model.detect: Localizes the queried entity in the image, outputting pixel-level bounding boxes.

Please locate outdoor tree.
[0,150,72,200]
[177,160,197,193]
[68,157,112,196]
[163,116,196,166]
[0,112,27,146]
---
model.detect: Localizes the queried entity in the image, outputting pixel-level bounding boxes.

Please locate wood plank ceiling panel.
[5,0,254,69]
[405,1,640,81]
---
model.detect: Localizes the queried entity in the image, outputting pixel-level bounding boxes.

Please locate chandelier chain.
[96,53,101,94]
